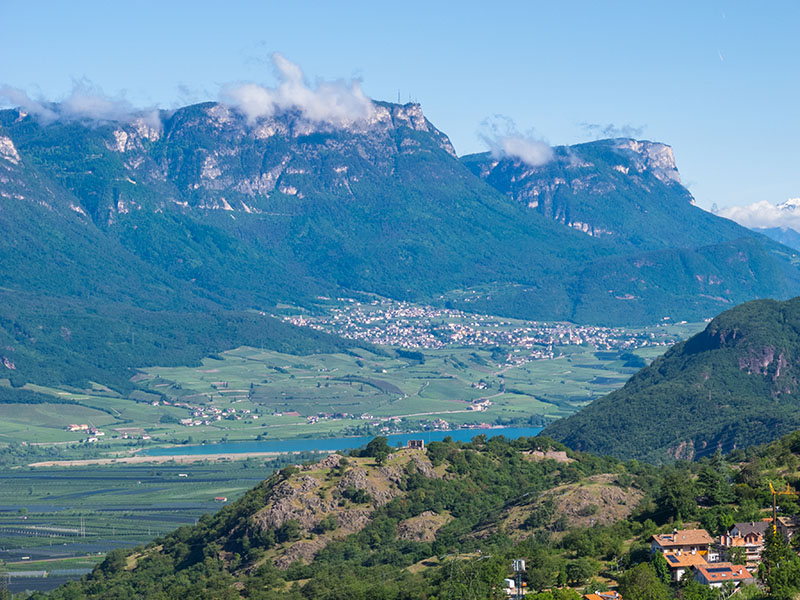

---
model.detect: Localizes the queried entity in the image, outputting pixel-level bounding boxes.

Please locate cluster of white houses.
[650,519,800,589]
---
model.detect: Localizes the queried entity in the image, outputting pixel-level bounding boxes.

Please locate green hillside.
[543,297,800,462]
[29,430,800,600]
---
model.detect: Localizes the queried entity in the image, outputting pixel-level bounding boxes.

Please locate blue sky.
[1,0,798,211]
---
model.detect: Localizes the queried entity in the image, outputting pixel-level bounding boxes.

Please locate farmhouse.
[730,521,769,538]
[777,516,800,540]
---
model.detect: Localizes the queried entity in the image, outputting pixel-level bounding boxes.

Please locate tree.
[677,579,715,600]
[566,558,596,586]
[363,436,393,464]
[527,552,563,591]
[760,527,800,600]
[651,551,670,583]
[728,546,747,566]
[315,514,338,533]
[656,469,697,521]
[697,461,734,505]
[276,519,302,543]
[617,563,670,600]
[552,589,581,600]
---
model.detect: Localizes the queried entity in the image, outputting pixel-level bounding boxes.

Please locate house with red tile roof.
[651,529,713,556]
[718,532,764,568]
[662,550,708,582]
[693,563,754,588]
[584,593,622,600]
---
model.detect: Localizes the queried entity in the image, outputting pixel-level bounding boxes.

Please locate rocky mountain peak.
[92,99,461,218]
[612,138,681,184]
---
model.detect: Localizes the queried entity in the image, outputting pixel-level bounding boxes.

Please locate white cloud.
[716,198,800,231]
[0,84,57,122]
[2,56,372,131]
[221,53,375,127]
[479,115,553,167]
[0,80,161,130]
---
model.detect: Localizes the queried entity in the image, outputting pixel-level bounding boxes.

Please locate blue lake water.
[141,426,544,456]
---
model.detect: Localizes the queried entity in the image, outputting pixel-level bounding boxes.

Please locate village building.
[407,439,425,449]
[730,521,769,538]
[718,522,767,568]
[776,516,800,541]
[651,529,713,556]
[693,563,754,588]
[583,592,622,600]
[662,550,708,582]
[717,534,762,569]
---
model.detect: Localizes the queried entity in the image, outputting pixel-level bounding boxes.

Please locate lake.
[142,426,544,456]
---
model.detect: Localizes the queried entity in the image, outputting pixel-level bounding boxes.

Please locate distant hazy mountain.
[3,101,800,386]
[715,197,800,251]
[753,227,800,251]
[543,297,800,462]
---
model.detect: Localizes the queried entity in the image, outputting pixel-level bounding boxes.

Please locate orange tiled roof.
[663,551,708,568]
[584,593,622,600]
[695,562,753,582]
[652,529,713,547]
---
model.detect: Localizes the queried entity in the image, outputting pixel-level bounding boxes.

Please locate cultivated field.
[0,317,703,453]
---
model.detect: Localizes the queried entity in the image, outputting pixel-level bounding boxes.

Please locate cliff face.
[90,101,458,223]
[462,138,737,250]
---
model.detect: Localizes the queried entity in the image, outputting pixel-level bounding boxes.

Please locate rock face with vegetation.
[544,297,800,462]
[3,101,800,391]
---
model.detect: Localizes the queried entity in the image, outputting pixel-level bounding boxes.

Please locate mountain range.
[2,100,800,388]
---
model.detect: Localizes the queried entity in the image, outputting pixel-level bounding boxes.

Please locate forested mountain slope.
[544,297,800,462]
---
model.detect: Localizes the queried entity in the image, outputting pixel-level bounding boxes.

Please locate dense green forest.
[544,297,800,462]
[0,293,372,392]
[26,430,800,600]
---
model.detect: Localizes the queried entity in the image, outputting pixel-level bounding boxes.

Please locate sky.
[1,0,799,214]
